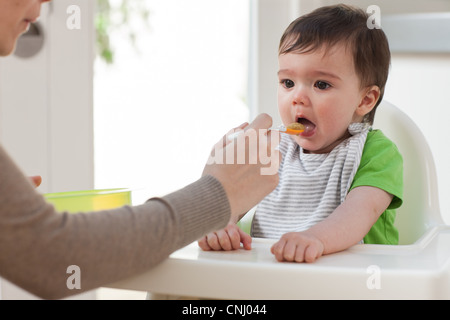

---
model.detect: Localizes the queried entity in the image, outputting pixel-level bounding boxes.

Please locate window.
[94,0,250,203]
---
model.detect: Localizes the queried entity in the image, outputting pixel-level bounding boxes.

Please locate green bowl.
[44,188,132,213]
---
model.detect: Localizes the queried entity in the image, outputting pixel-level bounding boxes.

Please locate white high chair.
[373,100,443,244]
[107,101,450,299]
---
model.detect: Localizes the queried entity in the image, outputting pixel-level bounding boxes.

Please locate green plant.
[95,0,150,64]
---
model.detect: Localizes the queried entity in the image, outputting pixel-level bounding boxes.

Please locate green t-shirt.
[349,129,403,244]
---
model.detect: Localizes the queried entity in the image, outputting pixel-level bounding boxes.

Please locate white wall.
[250,0,300,124]
[0,0,95,194]
[0,5,51,191]
[0,0,95,299]
[384,54,450,223]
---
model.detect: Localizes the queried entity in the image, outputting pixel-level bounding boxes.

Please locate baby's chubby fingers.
[216,229,235,251]
[237,227,252,250]
[303,244,323,263]
[197,228,235,251]
[270,238,286,262]
[281,241,298,262]
[206,232,226,251]
[198,235,213,251]
[198,223,252,251]
[224,226,243,250]
[271,239,306,262]
[214,223,252,250]
[271,232,325,263]
[197,232,226,251]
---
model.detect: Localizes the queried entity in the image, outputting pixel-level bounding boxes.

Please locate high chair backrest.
[373,101,443,245]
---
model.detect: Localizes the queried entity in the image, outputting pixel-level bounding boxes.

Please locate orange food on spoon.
[285,122,305,135]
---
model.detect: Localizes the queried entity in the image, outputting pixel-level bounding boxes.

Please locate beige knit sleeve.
[0,145,230,299]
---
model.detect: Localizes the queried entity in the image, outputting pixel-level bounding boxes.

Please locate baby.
[199,4,403,262]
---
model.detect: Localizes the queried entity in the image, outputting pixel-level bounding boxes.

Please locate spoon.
[274,123,305,135]
[227,122,304,140]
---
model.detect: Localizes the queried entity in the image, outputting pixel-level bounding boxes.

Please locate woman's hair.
[279,4,391,124]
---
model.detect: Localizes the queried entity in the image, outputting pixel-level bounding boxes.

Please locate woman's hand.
[29,175,42,188]
[202,113,280,221]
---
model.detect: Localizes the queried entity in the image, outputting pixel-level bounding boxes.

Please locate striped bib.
[251,123,370,239]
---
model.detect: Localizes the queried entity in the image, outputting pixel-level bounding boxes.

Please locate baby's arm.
[198,222,252,251]
[271,186,393,263]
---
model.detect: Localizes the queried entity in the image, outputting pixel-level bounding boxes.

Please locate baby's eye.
[314,81,331,90]
[281,79,295,89]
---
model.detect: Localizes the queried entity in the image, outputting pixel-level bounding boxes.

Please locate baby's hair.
[279,4,390,124]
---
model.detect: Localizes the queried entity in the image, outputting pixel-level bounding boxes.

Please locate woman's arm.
[0,113,280,299]
[0,145,230,299]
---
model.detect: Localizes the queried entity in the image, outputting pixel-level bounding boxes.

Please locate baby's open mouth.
[296,117,316,134]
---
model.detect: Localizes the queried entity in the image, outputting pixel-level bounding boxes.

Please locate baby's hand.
[271,232,324,263]
[198,222,252,251]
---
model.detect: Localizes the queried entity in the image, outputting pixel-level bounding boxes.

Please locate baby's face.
[277,43,367,154]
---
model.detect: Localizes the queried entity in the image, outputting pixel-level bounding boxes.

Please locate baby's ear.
[357,85,380,117]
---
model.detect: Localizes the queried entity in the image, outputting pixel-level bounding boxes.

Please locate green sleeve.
[349,130,403,244]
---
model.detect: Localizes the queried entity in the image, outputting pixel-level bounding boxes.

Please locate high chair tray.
[106,225,450,299]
